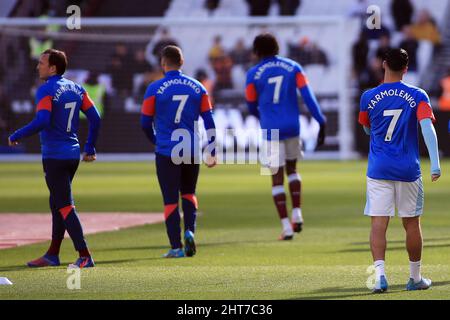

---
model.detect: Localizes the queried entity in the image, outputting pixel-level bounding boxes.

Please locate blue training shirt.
[9,75,101,159]
[141,70,213,158]
[359,81,436,182]
[245,55,325,140]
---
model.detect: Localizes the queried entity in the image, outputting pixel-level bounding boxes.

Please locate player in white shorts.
[359,49,441,293]
[245,33,326,240]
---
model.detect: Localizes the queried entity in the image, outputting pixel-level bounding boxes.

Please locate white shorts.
[260,137,303,169]
[364,177,424,218]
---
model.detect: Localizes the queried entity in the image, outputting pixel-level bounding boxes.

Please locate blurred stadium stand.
[1,0,449,158]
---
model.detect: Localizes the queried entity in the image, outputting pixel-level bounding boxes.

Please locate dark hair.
[253,33,279,58]
[42,49,67,75]
[161,45,183,67]
[385,48,409,72]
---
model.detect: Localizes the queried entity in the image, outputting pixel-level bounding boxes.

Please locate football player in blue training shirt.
[359,48,440,293]
[246,33,326,240]
[141,45,217,258]
[8,49,101,269]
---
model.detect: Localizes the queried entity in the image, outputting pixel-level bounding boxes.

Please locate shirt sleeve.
[296,64,326,125]
[199,85,213,113]
[295,64,309,89]
[81,90,95,112]
[141,85,156,116]
[245,71,258,103]
[358,91,370,127]
[417,90,436,123]
[35,86,52,112]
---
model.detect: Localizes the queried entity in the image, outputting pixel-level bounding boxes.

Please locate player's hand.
[82,153,97,162]
[8,137,19,147]
[316,123,326,148]
[205,155,217,168]
[431,174,440,182]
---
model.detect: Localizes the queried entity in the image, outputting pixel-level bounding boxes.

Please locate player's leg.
[261,138,292,240]
[285,161,302,229]
[285,137,303,232]
[26,195,63,267]
[156,153,184,258]
[286,138,303,231]
[397,178,431,290]
[370,216,390,293]
[365,178,395,292]
[269,140,293,240]
[49,159,93,268]
[272,166,294,240]
[180,161,200,257]
[47,195,65,255]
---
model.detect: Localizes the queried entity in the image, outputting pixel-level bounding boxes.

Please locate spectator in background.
[211,54,233,95]
[410,9,441,45]
[246,0,271,16]
[399,26,419,72]
[277,0,301,16]
[352,32,369,79]
[375,34,391,61]
[130,48,154,74]
[229,39,252,69]
[438,68,450,111]
[136,71,156,100]
[288,37,328,67]
[391,0,414,31]
[359,57,384,93]
[288,37,311,66]
[209,35,226,62]
[196,69,215,104]
[151,28,179,64]
[110,43,133,96]
[309,42,329,66]
[83,72,106,117]
[205,0,221,15]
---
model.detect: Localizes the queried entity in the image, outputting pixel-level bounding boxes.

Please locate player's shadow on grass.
[0,265,29,272]
[95,257,163,265]
[96,239,276,252]
[339,242,450,253]
[97,245,168,252]
[292,281,450,300]
[350,237,450,246]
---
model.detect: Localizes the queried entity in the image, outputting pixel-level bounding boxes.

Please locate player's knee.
[285,161,297,175]
[182,193,198,209]
[271,167,284,186]
[287,172,301,184]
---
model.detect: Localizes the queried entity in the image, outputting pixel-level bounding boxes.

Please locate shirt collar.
[261,55,278,63]
[165,70,182,77]
[47,74,62,82]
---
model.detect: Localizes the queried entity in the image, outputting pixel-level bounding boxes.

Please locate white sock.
[374,260,386,280]
[281,218,293,235]
[409,260,422,283]
[292,208,303,223]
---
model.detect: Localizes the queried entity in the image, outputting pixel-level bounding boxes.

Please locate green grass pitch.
[0,160,449,300]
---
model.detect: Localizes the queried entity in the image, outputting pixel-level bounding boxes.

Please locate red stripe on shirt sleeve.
[245,83,258,102]
[81,92,95,112]
[417,101,436,123]
[296,72,309,89]
[36,95,52,112]
[141,96,156,116]
[200,94,213,112]
[358,111,370,127]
